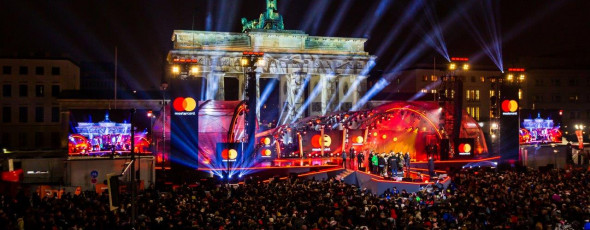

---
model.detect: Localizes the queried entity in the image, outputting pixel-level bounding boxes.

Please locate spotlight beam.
[353,0,393,38]
[326,0,354,36]
[375,0,426,59]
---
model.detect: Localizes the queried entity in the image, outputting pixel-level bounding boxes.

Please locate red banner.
[575,130,584,149]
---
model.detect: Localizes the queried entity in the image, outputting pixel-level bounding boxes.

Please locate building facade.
[0,58,80,150]
[167,30,375,126]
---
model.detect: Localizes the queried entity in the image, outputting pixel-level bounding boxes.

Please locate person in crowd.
[1,167,590,229]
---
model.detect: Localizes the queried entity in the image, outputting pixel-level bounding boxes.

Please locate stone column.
[281,72,305,124]
[206,71,225,100]
[321,74,338,115]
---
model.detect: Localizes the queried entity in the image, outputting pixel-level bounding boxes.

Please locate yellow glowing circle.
[463,144,471,153]
[322,135,331,147]
[263,137,271,145]
[228,149,238,160]
[355,136,364,143]
[183,97,197,112]
[382,134,387,139]
[393,137,398,142]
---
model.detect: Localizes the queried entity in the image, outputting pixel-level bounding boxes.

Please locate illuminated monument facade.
[167,0,375,124]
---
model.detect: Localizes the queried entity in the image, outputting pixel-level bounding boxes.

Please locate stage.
[197,156,460,193]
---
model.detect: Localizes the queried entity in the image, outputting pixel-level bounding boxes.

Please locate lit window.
[475,90,480,101]
[431,75,438,81]
[489,90,495,97]
[518,89,522,100]
[421,89,427,93]
[480,76,485,82]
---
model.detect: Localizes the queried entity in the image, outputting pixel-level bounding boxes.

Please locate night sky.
[1,0,588,91]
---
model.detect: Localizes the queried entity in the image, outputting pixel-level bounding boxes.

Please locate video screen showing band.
[68,109,152,156]
[519,109,562,144]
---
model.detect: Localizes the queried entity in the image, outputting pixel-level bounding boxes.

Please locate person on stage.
[378,153,386,176]
[368,151,374,173]
[389,152,398,177]
[371,152,378,174]
[404,152,411,177]
[341,150,347,169]
[357,150,364,170]
[349,147,356,169]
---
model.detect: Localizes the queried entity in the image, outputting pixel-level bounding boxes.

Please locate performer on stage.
[349,147,356,169]
[357,150,364,170]
[404,152,411,177]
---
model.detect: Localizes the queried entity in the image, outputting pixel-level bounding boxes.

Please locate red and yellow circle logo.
[355,136,364,144]
[260,137,271,146]
[221,148,238,160]
[311,134,332,148]
[262,149,272,156]
[458,143,472,153]
[501,100,518,112]
[173,97,197,112]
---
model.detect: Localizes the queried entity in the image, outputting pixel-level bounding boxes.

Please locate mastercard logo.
[221,149,238,160]
[260,137,271,146]
[173,97,197,112]
[355,136,364,144]
[458,143,472,153]
[501,100,518,112]
[311,134,332,148]
[262,149,272,156]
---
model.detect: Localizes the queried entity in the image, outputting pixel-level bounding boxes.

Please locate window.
[552,79,561,86]
[19,66,28,75]
[2,107,10,123]
[2,133,10,148]
[51,67,60,75]
[430,75,438,81]
[51,107,59,122]
[569,79,577,86]
[430,89,437,94]
[51,132,60,148]
[533,95,543,103]
[19,107,27,123]
[466,107,480,121]
[422,75,428,82]
[471,76,476,82]
[518,89,522,100]
[35,66,44,75]
[18,133,27,147]
[35,132,43,148]
[2,66,11,74]
[35,107,44,122]
[35,85,44,97]
[2,85,11,97]
[552,95,561,103]
[421,89,427,93]
[535,79,543,86]
[19,85,27,97]
[569,94,579,102]
[466,90,480,102]
[489,90,495,97]
[51,85,60,97]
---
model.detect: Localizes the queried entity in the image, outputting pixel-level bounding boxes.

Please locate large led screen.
[519,109,562,144]
[68,109,152,156]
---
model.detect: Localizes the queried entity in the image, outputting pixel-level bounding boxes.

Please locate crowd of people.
[1,165,589,229]
[342,148,413,178]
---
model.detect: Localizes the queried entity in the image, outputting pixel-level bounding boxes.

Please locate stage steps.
[335,169,354,180]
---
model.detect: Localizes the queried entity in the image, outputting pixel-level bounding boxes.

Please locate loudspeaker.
[402,177,413,182]
[440,139,450,160]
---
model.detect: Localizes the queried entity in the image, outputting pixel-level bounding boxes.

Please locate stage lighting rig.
[170,57,200,79]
